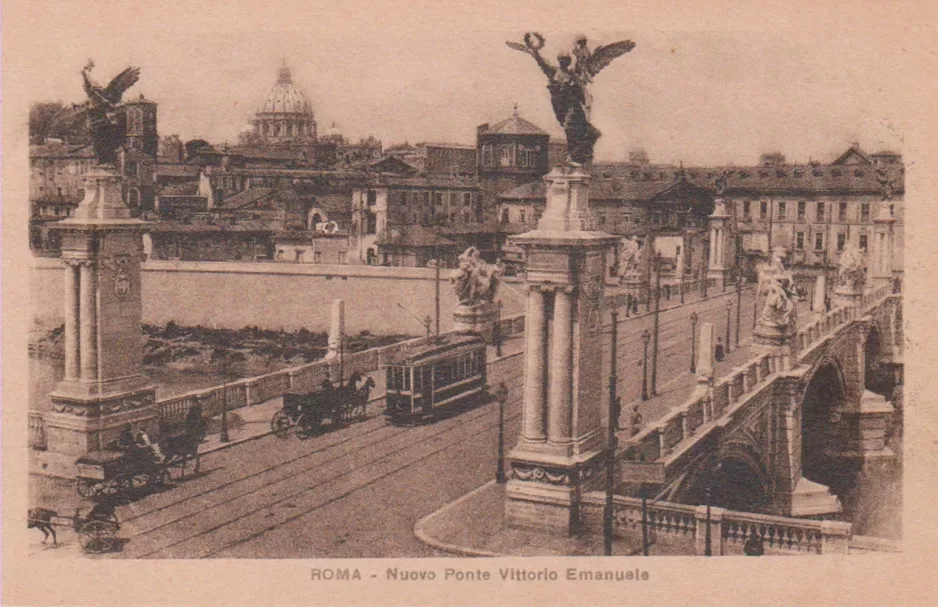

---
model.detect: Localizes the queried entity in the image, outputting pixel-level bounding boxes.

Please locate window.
[482,145,493,167]
[816,202,825,222]
[338,251,347,264]
[313,251,322,264]
[759,201,767,219]
[499,145,513,167]
[890,204,895,217]
[797,201,806,221]
[500,208,509,224]
[367,190,377,206]
[401,191,408,206]
[860,203,870,223]
[837,233,846,251]
[859,234,868,251]
[838,202,847,222]
[653,212,662,224]
[295,250,304,262]
[796,232,805,250]
[434,192,443,207]
[519,209,526,224]
[814,232,824,251]
[277,250,285,260]
[777,201,787,220]
[743,201,751,219]
[463,192,472,207]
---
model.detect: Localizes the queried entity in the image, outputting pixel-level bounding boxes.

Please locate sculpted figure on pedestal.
[507,33,635,165]
[837,243,866,291]
[451,247,501,306]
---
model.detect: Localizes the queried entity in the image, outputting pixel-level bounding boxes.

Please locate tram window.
[413,367,422,391]
[403,369,410,391]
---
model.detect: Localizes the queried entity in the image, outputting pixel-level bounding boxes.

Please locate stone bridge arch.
[670,438,773,513]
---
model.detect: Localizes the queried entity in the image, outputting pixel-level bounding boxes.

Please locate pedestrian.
[715,338,725,362]
[824,294,831,312]
[630,405,644,437]
[743,530,765,556]
[117,423,135,452]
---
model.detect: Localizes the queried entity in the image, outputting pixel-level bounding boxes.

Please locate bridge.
[619,283,902,518]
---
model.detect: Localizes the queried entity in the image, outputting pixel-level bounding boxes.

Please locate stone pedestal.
[707,199,731,284]
[871,205,897,288]
[505,164,618,534]
[785,477,843,517]
[752,319,793,370]
[453,301,498,343]
[624,276,646,305]
[841,390,896,461]
[46,166,155,456]
[812,275,827,320]
[833,284,863,308]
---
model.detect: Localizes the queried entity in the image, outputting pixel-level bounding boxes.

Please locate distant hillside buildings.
[29,63,903,283]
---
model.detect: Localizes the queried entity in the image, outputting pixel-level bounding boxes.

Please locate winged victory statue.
[50,60,142,166]
[507,33,635,164]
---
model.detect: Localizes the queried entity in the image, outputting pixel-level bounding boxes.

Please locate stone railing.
[623,353,773,463]
[155,313,526,424]
[29,411,47,450]
[581,493,854,555]
[793,284,891,361]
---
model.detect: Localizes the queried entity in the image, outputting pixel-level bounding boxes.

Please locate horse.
[28,508,58,544]
[157,412,205,477]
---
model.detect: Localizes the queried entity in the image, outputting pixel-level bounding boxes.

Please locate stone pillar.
[522,287,547,442]
[696,322,716,380]
[63,261,81,381]
[505,163,617,534]
[78,261,98,382]
[45,167,156,457]
[813,275,827,320]
[548,288,574,443]
[708,199,730,284]
[326,298,345,360]
[872,205,896,287]
[694,505,725,556]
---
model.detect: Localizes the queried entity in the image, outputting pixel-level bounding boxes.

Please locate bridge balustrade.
[580,493,852,555]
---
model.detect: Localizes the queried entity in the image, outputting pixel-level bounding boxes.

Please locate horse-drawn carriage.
[28,502,121,554]
[271,372,375,439]
[74,408,205,499]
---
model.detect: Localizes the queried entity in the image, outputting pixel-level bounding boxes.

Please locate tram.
[385,334,488,424]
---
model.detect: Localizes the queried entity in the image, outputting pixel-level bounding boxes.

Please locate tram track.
[117,372,524,558]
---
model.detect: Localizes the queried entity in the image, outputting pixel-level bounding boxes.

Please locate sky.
[5,0,925,166]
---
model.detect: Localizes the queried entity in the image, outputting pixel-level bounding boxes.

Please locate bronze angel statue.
[507,33,635,164]
[46,60,141,166]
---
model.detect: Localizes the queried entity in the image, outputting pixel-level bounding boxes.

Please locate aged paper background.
[3,0,938,605]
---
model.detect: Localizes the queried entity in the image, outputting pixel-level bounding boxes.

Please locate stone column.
[872,205,896,287]
[696,322,716,380]
[694,505,725,556]
[63,261,81,381]
[813,274,827,319]
[78,261,98,382]
[708,199,730,284]
[548,288,573,443]
[522,287,547,442]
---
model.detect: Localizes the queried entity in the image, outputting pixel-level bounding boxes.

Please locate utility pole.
[434,244,441,338]
[604,310,620,556]
[736,233,743,347]
[651,253,662,396]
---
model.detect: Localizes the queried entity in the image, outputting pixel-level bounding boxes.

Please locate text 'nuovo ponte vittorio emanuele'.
[619,284,901,518]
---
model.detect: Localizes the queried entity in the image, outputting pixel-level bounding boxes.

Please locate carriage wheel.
[76,478,96,498]
[296,413,321,439]
[78,521,117,554]
[271,410,293,439]
[101,476,125,497]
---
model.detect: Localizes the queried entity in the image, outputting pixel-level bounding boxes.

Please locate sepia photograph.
[3,1,937,605]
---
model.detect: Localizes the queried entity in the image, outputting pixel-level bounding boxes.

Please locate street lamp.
[680,272,685,305]
[494,382,509,484]
[725,299,733,355]
[704,486,713,556]
[641,329,650,401]
[494,300,503,358]
[604,311,621,556]
[736,274,743,348]
[690,311,699,374]
[651,254,662,396]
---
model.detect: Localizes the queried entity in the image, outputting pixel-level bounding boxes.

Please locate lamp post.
[494,382,509,484]
[725,299,733,355]
[736,274,743,348]
[495,300,503,357]
[641,329,650,401]
[704,486,713,556]
[651,253,662,396]
[690,311,699,374]
[219,358,233,443]
[680,272,685,305]
[604,311,620,556]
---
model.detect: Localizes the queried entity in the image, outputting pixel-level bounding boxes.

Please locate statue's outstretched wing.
[585,40,636,77]
[103,67,140,103]
[506,41,530,53]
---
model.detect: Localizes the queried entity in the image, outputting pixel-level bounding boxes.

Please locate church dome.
[259,65,312,115]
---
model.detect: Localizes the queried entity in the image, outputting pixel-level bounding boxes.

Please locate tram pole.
[434,244,441,339]
[651,253,662,396]
[495,383,509,484]
[604,310,620,556]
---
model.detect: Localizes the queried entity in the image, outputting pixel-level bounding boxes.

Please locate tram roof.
[386,333,486,366]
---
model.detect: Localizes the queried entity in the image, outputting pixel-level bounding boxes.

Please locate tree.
[29,101,89,145]
[184,139,212,160]
[237,129,262,146]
